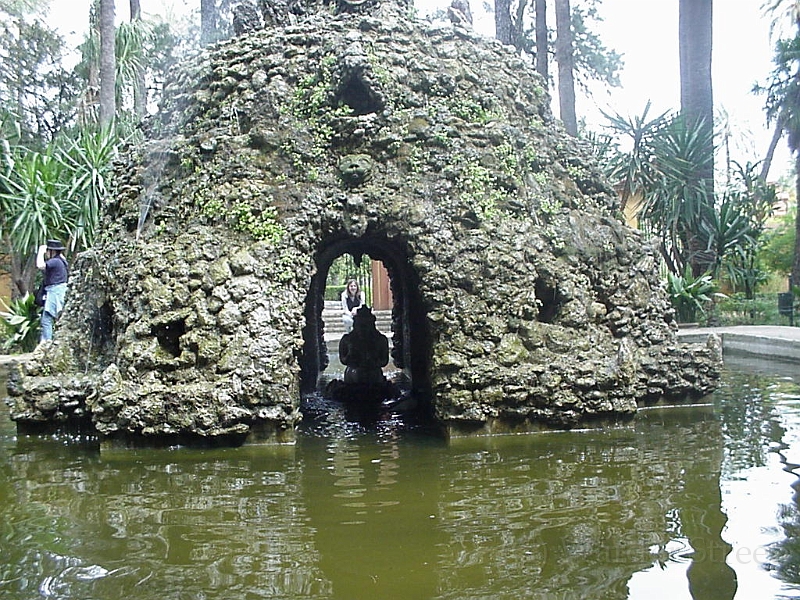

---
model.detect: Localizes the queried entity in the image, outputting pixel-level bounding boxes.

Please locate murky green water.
[2,357,800,599]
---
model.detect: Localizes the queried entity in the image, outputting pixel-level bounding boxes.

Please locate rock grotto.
[5,0,722,445]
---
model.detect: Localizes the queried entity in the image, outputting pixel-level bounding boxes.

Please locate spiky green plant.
[0,143,66,255]
[59,126,116,250]
[666,267,718,323]
[0,293,40,352]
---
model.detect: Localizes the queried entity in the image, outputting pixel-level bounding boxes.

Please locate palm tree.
[679,0,714,208]
[494,0,513,45]
[534,0,547,79]
[554,0,577,135]
[201,0,218,46]
[130,0,146,119]
[99,0,116,127]
[79,1,155,133]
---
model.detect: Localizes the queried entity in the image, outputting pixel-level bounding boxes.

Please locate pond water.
[2,357,800,600]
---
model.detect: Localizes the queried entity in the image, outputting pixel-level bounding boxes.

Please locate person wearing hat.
[35,239,69,342]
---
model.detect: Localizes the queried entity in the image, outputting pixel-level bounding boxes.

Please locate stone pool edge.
[678,325,800,365]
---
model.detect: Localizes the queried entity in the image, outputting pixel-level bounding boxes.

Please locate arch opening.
[300,235,431,409]
[335,74,384,117]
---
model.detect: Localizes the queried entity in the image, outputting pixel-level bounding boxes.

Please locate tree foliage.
[0,0,195,307]
[569,1,621,90]
[0,2,78,144]
[593,107,778,299]
[758,0,800,290]
[761,209,797,276]
[492,0,621,92]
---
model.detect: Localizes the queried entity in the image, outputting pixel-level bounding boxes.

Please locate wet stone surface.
[4,0,721,443]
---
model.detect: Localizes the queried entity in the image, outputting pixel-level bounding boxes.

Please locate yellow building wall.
[0,274,10,307]
[622,193,643,228]
[0,254,10,306]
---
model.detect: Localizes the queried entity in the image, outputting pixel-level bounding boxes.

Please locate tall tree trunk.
[679,0,714,276]
[495,0,513,45]
[201,0,218,46]
[130,0,146,119]
[760,112,785,181]
[99,0,116,128]
[679,0,714,188]
[534,0,548,81]
[80,1,101,127]
[554,0,576,135]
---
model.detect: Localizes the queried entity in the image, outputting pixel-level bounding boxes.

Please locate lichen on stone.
[4,0,721,444]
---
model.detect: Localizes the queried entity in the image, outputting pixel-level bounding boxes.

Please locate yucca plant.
[0,293,40,352]
[595,108,717,277]
[599,102,670,213]
[0,143,67,255]
[639,114,716,276]
[666,267,719,323]
[0,126,116,301]
[59,126,116,250]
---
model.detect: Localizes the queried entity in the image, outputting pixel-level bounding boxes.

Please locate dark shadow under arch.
[300,235,431,402]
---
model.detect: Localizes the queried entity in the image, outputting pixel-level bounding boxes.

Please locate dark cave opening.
[91,302,115,352]
[152,319,186,358]
[335,75,384,116]
[300,235,430,403]
[534,279,565,323]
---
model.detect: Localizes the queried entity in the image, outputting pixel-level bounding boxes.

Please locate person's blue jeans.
[39,282,67,342]
[40,310,55,341]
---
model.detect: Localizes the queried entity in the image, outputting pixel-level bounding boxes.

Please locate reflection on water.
[1,358,800,599]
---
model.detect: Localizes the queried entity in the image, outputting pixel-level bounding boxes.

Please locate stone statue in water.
[338,306,389,386]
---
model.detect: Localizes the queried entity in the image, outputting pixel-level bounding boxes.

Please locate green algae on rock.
[5,0,722,444]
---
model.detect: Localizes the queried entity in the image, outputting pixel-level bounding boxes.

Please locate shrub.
[0,293,40,352]
[325,285,345,301]
[715,292,786,325]
[666,268,719,323]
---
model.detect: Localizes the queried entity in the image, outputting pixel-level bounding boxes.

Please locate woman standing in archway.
[340,279,363,333]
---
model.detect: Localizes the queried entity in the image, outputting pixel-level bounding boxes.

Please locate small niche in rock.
[535,279,564,323]
[336,75,383,116]
[91,302,115,351]
[152,319,186,357]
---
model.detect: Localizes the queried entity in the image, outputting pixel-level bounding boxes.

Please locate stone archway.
[300,235,431,400]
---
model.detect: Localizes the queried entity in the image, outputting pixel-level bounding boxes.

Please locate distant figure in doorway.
[36,239,69,342]
[339,306,389,386]
[340,278,363,333]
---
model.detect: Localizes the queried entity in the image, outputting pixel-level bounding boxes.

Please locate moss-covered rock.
[5,0,721,443]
